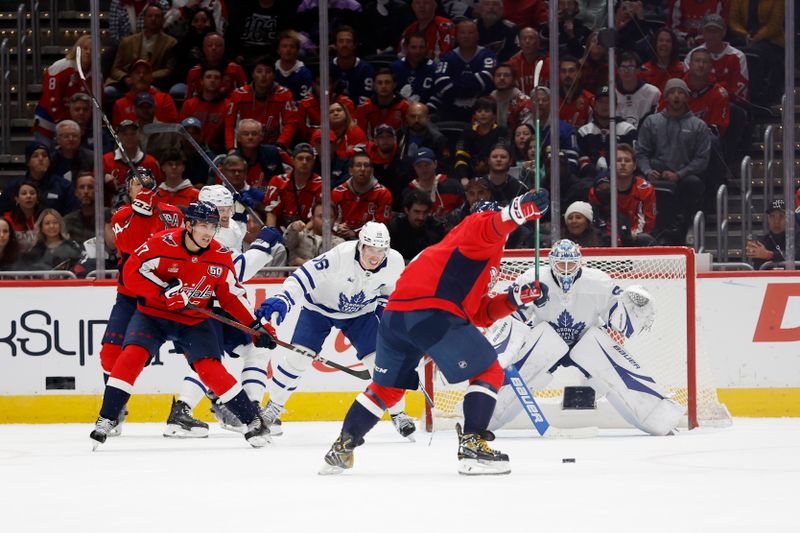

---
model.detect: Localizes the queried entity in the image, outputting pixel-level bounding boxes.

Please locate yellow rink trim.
[0,392,426,424]
[716,388,800,417]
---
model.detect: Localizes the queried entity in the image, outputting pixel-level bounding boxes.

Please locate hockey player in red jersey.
[320,189,550,475]
[90,201,278,449]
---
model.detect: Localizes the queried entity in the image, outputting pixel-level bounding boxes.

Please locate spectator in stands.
[23,209,82,270]
[404,147,464,224]
[616,51,661,128]
[110,59,179,126]
[558,56,595,128]
[297,69,357,142]
[390,32,438,105]
[640,27,688,93]
[169,7,215,97]
[67,93,108,153]
[179,66,230,153]
[50,120,94,184]
[33,35,93,146]
[184,32,247,99]
[686,14,749,103]
[484,143,528,205]
[368,125,405,207]
[0,144,77,218]
[577,86,638,180]
[430,19,497,122]
[668,0,726,49]
[331,26,376,106]
[399,0,456,61]
[63,172,99,245]
[102,120,162,188]
[490,63,533,132]
[746,199,799,270]
[589,144,657,246]
[2,181,41,254]
[561,200,604,247]
[553,0,592,57]
[509,123,534,178]
[729,1,784,105]
[389,188,445,261]
[454,98,509,183]
[179,117,213,186]
[285,202,345,266]
[155,150,199,208]
[0,217,21,271]
[224,56,298,152]
[219,154,249,196]
[614,0,652,59]
[134,93,182,160]
[637,78,710,241]
[275,30,314,103]
[532,87,580,175]
[508,27,548,95]
[296,0,363,52]
[503,0,548,29]
[263,143,323,230]
[310,129,351,187]
[445,176,492,230]
[685,48,731,137]
[107,4,177,93]
[579,32,609,95]
[476,0,519,62]
[332,152,393,239]
[329,101,369,158]
[574,0,606,30]
[231,118,288,188]
[396,103,449,173]
[108,0,170,46]
[542,144,590,206]
[224,0,298,70]
[356,69,411,139]
[164,1,227,38]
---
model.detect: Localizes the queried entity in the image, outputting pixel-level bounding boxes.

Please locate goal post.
[421,247,731,433]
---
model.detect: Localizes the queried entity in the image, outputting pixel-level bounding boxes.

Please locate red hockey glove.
[132,187,157,217]
[162,279,188,310]
[250,319,278,350]
[501,189,550,225]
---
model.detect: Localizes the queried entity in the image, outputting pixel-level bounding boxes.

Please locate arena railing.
[740,155,752,255]
[716,184,729,262]
[692,211,705,254]
[16,3,27,116]
[0,38,10,155]
[0,270,77,279]
[30,0,41,85]
[763,124,778,234]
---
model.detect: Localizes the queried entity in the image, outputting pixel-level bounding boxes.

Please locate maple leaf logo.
[338,291,368,313]
[549,310,586,347]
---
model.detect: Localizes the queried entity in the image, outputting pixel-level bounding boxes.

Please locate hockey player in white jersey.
[254,222,415,439]
[485,239,684,435]
[164,185,288,437]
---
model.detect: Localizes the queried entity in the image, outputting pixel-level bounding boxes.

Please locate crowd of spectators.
[0,0,792,273]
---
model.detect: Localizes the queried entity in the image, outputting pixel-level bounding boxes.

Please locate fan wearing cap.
[264,143,323,231]
[561,200,604,247]
[354,69,410,140]
[110,59,179,127]
[366,125,405,205]
[668,0,725,48]
[403,147,464,223]
[746,200,800,270]
[576,85,638,180]
[180,66,231,153]
[685,14,749,102]
[102,120,162,188]
[332,152,393,240]
[445,176,492,230]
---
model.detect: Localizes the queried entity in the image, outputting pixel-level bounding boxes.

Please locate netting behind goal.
[421,247,731,432]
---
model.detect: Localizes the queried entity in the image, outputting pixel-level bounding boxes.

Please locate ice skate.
[89,416,119,451]
[390,411,416,441]
[243,414,271,448]
[318,432,363,475]
[108,406,127,437]
[164,397,209,438]
[259,400,284,436]
[456,423,510,475]
[210,398,245,434]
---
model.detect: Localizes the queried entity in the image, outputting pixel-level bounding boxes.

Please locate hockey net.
[421,247,732,432]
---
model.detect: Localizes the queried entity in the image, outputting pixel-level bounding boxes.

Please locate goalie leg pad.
[571,327,684,435]
[269,346,314,406]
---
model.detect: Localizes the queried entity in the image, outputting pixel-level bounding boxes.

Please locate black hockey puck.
[562,458,576,463]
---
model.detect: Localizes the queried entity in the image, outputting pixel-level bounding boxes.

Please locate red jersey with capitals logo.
[589,175,656,236]
[111,87,179,126]
[508,52,549,95]
[111,202,183,297]
[639,60,687,93]
[685,78,730,136]
[123,227,256,326]
[686,43,748,101]
[264,172,323,227]
[560,89,594,128]
[400,16,456,61]
[668,0,727,40]
[185,61,247,99]
[332,178,393,230]
[179,96,230,152]
[225,83,298,150]
[354,96,410,139]
[296,93,356,142]
[386,210,518,327]
[103,150,163,187]
[33,58,90,138]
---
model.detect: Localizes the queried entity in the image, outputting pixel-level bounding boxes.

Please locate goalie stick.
[185,303,372,380]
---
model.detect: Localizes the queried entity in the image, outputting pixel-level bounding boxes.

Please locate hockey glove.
[236,189,264,207]
[132,188,157,217]
[250,318,278,350]
[507,280,547,309]
[255,293,291,325]
[162,279,188,310]
[501,189,550,225]
[250,226,285,254]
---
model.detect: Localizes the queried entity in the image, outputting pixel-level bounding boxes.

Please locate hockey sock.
[178,369,207,410]
[194,358,257,424]
[463,361,504,434]
[270,351,311,406]
[100,345,150,420]
[387,395,406,416]
[100,343,122,375]
[241,345,268,404]
[343,384,405,439]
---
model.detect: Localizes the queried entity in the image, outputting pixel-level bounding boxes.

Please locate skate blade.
[268,425,283,437]
[163,425,209,439]
[405,433,416,443]
[318,463,347,476]
[246,434,272,448]
[219,422,247,434]
[108,428,122,438]
[458,458,511,476]
[90,438,102,451]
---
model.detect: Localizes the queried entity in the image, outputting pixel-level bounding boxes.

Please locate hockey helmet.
[185,201,221,227]
[549,239,582,293]
[471,200,500,213]
[358,221,390,251]
[126,166,157,190]
[198,185,234,207]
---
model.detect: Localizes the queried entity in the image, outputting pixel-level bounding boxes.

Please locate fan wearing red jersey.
[399,0,456,61]
[263,143,323,230]
[331,152,393,240]
[90,201,278,450]
[320,189,550,476]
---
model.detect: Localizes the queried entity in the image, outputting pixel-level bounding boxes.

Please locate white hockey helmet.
[198,185,234,208]
[549,239,582,293]
[358,221,391,251]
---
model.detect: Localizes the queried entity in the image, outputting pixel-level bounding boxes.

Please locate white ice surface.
[0,418,797,532]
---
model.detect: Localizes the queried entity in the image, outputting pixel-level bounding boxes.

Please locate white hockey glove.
[610,285,655,337]
[500,189,550,225]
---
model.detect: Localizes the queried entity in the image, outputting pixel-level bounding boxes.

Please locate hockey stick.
[185,303,371,380]
[504,364,550,436]
[141,122,265,227]
[532,59,544,284]
[74,46,173,228]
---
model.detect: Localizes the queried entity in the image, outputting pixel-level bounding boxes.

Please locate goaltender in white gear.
[255,222,416,439]
[485,239,684,436]
[164,185,288,438]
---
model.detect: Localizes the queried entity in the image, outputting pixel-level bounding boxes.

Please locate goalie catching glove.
[501,189,550,225]
[609,285,655,338]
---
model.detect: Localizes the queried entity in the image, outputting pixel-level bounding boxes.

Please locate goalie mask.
[549,239,582,293]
